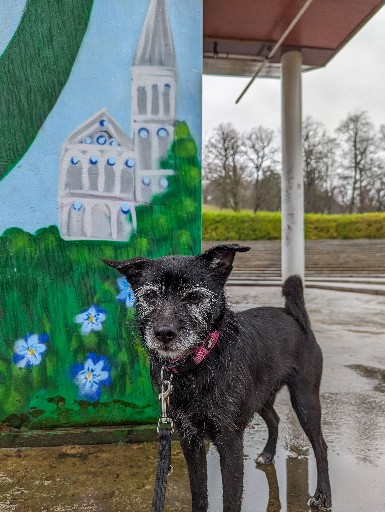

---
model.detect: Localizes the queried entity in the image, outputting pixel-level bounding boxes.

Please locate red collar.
[163,331,220,374]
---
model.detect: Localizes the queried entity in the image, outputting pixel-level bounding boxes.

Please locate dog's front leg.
[180,434,208,512]
[215,433,244,512]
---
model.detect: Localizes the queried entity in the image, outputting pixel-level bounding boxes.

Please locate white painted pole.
[281,50,304,282]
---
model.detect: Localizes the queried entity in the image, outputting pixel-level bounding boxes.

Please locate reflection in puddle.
[347,364,385,392]
[208,429,315,512]
[257,464,281,512]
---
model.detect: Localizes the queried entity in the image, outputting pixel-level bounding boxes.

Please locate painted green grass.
[0,0,94,181]
[0,122,201,429]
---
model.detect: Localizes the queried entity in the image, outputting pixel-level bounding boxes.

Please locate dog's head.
[104,244,250,360]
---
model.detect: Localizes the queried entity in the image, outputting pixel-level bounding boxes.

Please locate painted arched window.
[157,127,170,158]
[151,84,159,115]
[91,204,112,239]
[163,84,171,116]
[67,202,85,237]
[138,128,151,169]
[121,167,135,198]
[117,207,132,240]
[65,160,82,190]
[104,161,115,193]
[137,86,147,115]
[88,156,99,191]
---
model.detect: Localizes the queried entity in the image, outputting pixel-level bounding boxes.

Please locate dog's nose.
[154,325,177,343]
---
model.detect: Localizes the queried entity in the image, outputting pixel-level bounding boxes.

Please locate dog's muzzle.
[154,325,178,344]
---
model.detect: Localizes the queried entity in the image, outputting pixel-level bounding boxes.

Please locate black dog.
[104,244,331,511]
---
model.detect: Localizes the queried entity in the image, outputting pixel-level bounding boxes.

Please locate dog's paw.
[256,451,275,465]
[308,493,332,510]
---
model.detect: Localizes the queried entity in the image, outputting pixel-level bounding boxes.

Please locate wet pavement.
[1,286,384,511]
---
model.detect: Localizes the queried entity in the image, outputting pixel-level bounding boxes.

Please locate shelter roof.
[203,0,385,77]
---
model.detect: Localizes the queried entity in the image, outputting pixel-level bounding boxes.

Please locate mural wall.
[0,0,202,432]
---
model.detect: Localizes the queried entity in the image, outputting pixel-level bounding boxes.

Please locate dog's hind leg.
[257,398,280,464]
[180,434,208,512]
[288,382,332,510]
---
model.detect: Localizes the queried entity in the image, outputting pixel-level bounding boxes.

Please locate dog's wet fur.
[104,244,332,511]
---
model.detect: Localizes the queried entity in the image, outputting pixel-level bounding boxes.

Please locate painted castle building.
[58,0,176,241]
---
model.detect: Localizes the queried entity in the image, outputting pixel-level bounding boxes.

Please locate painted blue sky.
[0,0,202,235]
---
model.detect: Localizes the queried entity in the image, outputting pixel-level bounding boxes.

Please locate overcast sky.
[202,5,385,142]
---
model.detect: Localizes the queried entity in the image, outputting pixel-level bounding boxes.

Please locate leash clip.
[157,367,174,433]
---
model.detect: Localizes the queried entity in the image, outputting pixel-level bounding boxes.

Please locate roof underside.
[203,0,385,77]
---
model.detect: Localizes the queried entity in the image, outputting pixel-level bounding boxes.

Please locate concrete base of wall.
[0,424,158,448]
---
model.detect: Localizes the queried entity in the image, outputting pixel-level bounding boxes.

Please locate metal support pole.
[281,50,304,282]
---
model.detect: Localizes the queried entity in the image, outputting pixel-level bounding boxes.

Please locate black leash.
[151,369,174,512]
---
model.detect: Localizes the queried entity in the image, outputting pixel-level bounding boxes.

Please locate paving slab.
[0,287,384,511]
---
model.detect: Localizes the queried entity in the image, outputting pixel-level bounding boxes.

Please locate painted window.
[121,168,134,198]
[88,161,99,191]
[163,84,171,116]
[157,128,169,138]
[65,160,82,190]
[104,163,115,193]
[91,204,111,239]
[138,127,149,139]
[151,84,159,115]
[159,177,168,189]
[96,134,107,145]
[157,127,170,157]
[68,202,85,237]
[125,158,135,168]
[137,86,147,115]
[138,129,151,169]
[117,210,132,240]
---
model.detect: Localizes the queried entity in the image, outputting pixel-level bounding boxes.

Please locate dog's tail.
[282,275,311,334]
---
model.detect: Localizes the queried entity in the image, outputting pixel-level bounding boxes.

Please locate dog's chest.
[170,375,241,437]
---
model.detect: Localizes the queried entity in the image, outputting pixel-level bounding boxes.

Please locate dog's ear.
[103,257,150,288]
[199,244,250,276]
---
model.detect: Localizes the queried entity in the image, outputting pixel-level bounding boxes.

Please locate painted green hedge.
[202,211,385,240]
[0,122,200,429]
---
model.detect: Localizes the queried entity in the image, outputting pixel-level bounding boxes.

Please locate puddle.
[347,364,385,393]
[2,397,385,512]
[1,286,385,511]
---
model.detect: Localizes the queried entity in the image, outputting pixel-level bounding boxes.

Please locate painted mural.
[0,0,202,432]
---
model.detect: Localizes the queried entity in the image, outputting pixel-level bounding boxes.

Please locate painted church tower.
[131,0,176,202]
[58,0,176,241]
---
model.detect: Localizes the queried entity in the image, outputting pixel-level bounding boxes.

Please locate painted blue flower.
[72,353,111,402]
[13,333,48,369]
[75,305,107,335]
[116,277,136,308]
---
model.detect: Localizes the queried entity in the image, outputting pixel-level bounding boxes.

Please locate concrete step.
[227,279,385,296]
[204,240,385,276]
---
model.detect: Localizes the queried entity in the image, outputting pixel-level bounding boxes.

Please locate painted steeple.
[133,0,175,68]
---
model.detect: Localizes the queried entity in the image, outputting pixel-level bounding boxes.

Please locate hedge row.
[202,211,385,240]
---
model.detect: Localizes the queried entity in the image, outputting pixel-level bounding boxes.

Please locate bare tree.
[302,116,339,213]
[336,111,376,213]
[243,127,278,212]
[203,124,248,211]
[378,124,385,150]
[365,156,385,211]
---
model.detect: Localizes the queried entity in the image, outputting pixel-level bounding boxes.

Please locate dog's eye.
[184,291,204,304]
